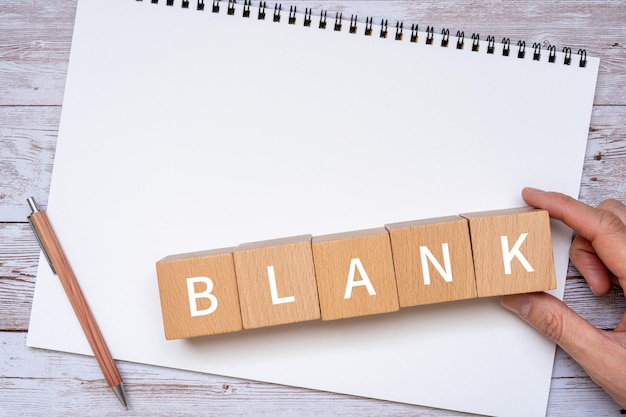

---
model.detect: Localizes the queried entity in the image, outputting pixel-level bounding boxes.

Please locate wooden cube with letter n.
[156,247,243,340]
[461,207,556,297]
[385,216,477,307]
[312,228,399,321]
[233,235,320,329]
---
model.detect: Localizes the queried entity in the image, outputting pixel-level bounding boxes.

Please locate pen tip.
[112,383,128,410]
[27,197,39,214]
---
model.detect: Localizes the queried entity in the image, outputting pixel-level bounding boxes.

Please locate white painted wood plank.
[0,106,59,221]
[579,106,626,206]
[0,333,466,416]
[0,0,624,105]
[0,223,38,331]
[1,104,622,221]
[0,1,76,105]
[2,332,624,416]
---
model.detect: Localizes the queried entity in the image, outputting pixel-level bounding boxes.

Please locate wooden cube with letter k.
[461,207,556,297]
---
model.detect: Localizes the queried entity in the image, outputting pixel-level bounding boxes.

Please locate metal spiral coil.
[138,0,590,68]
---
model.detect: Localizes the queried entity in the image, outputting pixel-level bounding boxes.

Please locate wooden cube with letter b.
[156,247,243,340]
[233,235,320,329]
[385,216,477,307]
[460,207,556,297]
[312,228,399,321]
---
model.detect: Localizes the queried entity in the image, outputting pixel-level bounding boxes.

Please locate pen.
[27,197,128,410]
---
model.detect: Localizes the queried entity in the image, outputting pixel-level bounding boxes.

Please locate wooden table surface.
[1,1,625,415]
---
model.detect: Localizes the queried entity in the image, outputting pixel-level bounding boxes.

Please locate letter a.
[267,265,296,305]
[500,233,535,275]
[186,276,218,317]
[344,258,377,299]
[419,243,453,285]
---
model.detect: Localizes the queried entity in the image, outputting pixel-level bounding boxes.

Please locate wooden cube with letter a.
[233,235,320,329]
[385,216,477,307]
[312,228,399,321]
[156,247,243,340]
[461,207,556,297]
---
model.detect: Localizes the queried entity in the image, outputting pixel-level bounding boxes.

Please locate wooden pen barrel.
[29,210,122,389]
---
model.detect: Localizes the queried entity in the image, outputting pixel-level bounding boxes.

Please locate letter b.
[187,276,218,317]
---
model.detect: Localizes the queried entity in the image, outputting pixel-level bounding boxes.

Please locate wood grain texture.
[0,1,77,106]
[157,247,243,339]
[312,228,399,320]
[0,223,39,331]
[386,216,477,307]
[462,208,556,297]
[234,235,320,329]
[0,106,58,221]
[1,0,625,415]
[28,209,123,389]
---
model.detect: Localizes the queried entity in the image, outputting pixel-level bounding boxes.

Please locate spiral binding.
[139,0,589,68]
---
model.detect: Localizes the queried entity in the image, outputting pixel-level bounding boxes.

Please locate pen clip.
[27,197,57,275]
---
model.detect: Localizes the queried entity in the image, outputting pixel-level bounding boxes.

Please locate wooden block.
[385,216,477,307]
[312,228,399,321]
[233,235,320,329]
[461,207,556,297]
[156,247,243,340]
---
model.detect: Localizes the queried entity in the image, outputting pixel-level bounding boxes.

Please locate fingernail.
[524,187,545,193]
[501,295,531,318]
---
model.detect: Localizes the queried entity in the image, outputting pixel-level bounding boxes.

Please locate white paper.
[27,1,599,416]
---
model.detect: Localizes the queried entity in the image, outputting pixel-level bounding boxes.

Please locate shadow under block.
[461,207,556,297]
[233,235,321,329]
[312,228,400,321]
[385,216,477,307]
[156,247,243,340]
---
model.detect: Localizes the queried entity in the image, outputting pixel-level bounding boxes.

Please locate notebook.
[27,1,599,416]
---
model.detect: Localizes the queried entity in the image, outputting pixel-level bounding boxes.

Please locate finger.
[598,198,626,224]
[501,292,608,370]
[522,188,626,281]
[595,199,626,291]
[522,188,624,241]
[569,234,613,295]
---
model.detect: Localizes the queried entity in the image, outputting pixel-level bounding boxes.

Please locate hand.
[501,187,626,407]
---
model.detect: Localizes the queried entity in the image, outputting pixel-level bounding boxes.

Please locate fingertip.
[597,198,626,214]
[522,187,543,202]
[523,187,545,194]
[521,187,551,209]
[501,294,531,318]
[591,284,611,297]
[569,237,614,295]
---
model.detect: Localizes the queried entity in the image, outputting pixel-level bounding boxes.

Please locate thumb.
[501,293,606,369]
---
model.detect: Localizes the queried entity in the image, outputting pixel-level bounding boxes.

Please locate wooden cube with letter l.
[460,207,556,297]
[156,247,243,340]
[312,228,399,321]
[386,216,477,307]
[233,235,320,329]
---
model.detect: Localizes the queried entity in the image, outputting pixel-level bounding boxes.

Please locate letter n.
[419,243,453,285]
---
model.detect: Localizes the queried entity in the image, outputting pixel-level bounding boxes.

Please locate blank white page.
[27,1,599,416]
